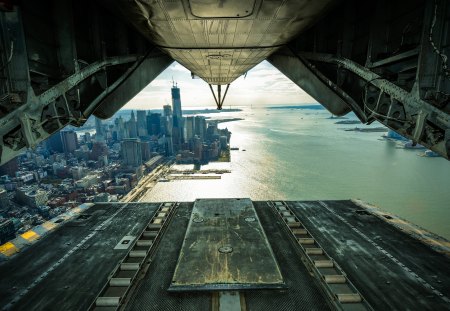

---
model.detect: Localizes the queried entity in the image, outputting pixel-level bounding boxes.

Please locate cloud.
[169,63,190,72]
[123,60,316,109]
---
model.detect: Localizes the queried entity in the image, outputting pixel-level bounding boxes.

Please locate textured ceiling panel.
[101,0,336,84]
[164,48,276,84]
[189,0,256,18]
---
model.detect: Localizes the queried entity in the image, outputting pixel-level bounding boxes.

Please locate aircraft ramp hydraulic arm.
[270,0,450,159]
[0,0,173,165]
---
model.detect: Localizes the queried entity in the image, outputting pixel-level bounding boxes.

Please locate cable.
[0,40,14,72]
[392,23,412,55]
[361,77,410,123]
[40,115,86,127]
[41,95,86,126]
[429,0,449,78]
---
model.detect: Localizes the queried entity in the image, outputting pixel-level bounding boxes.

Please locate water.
[142,106,450,239]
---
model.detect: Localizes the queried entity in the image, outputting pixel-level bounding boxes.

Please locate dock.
[168,174,221,180]
[0,199,448,311]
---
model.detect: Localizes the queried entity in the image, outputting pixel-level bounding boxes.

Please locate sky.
[123,60,316,110]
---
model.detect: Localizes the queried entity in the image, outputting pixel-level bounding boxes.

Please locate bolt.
[218,246,233,254]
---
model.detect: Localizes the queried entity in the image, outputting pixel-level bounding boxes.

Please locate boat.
[382,130,408,141]
[403,141,425,149]
[419,150,441,157]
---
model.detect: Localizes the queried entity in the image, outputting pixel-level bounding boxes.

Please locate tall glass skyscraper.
[171,82,183,151]
[171,82,182,122]
[136,110,147,137]
[147,113,162,136]
[61,130,78,155]
[94,117,104,141]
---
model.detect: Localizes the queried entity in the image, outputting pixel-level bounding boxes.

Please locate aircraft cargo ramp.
[0,199,449,311]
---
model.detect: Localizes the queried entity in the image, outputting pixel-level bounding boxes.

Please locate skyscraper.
[61,130,78,155]
[0,158,19,177]
[194,116,207,140]
[115,117,128,140]
[94,117,104,141]
[121,138,142,167]
[163,105,172,117]
[206,122,218,141]
[90,141,108,161]
[127,111,138,138]
[136,110,147,137]
[171,82,183,151]
[171,82,182,122]
[146,113,161,136]
[161,105,174,155]
[46,132,64,153]
[140,141,151,161]
[184,116,195,141]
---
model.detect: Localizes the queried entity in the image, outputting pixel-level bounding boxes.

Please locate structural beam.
[93,51,173,119]
[268,48,353,117]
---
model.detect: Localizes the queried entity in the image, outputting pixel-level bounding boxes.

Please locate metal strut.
[208,84,230,110]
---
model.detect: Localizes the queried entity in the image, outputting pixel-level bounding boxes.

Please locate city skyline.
[123,61,316,110]
[0,82,234,242]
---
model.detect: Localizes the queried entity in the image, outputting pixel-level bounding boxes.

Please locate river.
[141,105,450,239]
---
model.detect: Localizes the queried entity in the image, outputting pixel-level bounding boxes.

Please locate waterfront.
[142,106,450,240]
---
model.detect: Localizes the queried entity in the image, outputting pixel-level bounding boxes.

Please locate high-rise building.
[194,116,207,140]
[146,113,161,136]
[136,110,148,137]
[94,117,104,141]
[0,219,15,244]
[46,131,64,153]
[163,105,172,117]
[220,136,228,150]
[172,119,182,152]
[206,122,218,140]
[0,157,19,177]
[161,105,174,154]
[165,136,174,156]
[90,141,108,161]
[115,117,128,140]
[61,130,78,155]
[171,82,184,151]
[84,132,92,144]
[193,135,202,159]
[185,116,195,141]
[127,111,138,138]
[140,141,151,161]
[121,138,142,167]
[171,82,182,121]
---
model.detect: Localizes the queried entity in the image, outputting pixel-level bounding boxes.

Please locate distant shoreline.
[214,118,244,124]
[267,104,324,110]
[119,108,242,115]
[183,108,242,114]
